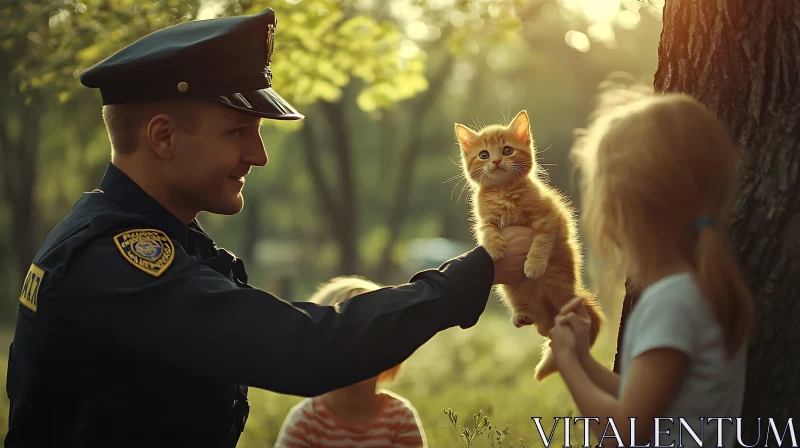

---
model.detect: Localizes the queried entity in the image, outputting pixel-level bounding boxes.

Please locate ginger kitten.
[455,110,605,382]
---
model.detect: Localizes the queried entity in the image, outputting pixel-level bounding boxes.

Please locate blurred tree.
[615,0,800,440]
[1,3,47,291]
[0,0,202,290]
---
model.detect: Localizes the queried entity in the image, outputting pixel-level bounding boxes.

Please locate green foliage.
[443,1,524,57]
[2,0,202,102]
[2,0,428,117]
[222,0,429,116]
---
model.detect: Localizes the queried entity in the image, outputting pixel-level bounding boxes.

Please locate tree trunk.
[298,114,347,266]
[319,98,359,275]
[0,95,42,294]
[374,52,456,281]
[298,101,359,275]
[636,0,800,438]
[378,107,396,176]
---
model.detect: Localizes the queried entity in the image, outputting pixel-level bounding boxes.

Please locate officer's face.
[168,101,267,216]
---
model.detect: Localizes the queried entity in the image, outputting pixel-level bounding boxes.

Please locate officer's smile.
[228,167,251,184]
[228,176,246,186]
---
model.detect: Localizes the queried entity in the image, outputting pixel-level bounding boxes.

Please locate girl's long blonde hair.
[571,87,755,357]
[309,276,402,382]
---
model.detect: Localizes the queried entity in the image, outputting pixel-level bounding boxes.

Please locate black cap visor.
[212,87,303,120]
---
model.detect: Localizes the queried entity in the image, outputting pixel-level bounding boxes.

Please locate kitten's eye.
[502,146,514,156]
[479,150,490,159]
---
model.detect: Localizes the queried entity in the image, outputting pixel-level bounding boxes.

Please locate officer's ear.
[146,114,178,159]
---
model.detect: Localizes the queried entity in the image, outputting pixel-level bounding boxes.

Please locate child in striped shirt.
[273,276,427,448]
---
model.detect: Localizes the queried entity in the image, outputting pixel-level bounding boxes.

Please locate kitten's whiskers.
[452,167,480,202]
[451,177,467,201]
[459,168,485,203]
[442,172,465,183]
[509,161,533,181]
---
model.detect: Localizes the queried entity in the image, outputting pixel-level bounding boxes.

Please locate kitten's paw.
[524,258,548,279]
[512,312,535,328]
[483,238,507,261]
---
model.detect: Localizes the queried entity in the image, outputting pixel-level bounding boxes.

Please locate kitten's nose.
[492,160,501,166]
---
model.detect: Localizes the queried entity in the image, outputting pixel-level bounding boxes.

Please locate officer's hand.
[491,226,535,286]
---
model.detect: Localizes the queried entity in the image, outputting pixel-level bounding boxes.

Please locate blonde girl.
[274,276,427,448]
[549,90,755,448]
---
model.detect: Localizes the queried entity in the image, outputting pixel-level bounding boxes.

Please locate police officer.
[5,7,535,448]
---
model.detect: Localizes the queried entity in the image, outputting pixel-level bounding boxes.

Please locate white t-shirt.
[618,272,747,448]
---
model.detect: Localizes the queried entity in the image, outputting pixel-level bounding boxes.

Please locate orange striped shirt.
[274,390,427,447]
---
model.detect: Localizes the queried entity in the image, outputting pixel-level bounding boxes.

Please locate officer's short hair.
[102,101,204,154]
[102,104,138,154]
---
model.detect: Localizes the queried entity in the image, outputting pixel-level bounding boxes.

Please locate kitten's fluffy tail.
[581,289,605,346]
[534,291,605,383]
[534,343,558,383]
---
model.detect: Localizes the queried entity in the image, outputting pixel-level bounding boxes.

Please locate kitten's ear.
[455,124,479,153]
[509,110,531,145]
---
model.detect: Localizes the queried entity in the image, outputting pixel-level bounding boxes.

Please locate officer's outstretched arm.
[56,227,494,396]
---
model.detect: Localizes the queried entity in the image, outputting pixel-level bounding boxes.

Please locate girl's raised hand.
[554,298,593,362]
[549,318,578,367]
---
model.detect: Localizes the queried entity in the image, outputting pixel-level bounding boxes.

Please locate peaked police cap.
[79,8,302,120]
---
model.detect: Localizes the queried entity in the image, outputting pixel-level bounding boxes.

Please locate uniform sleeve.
[50,228,495,396]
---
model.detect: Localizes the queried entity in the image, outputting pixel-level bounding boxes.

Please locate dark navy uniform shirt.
[5,163,494,447]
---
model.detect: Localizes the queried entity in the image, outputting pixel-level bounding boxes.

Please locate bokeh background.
[0,0,663,445]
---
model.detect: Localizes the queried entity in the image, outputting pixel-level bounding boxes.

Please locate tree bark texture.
[650,0,800,436]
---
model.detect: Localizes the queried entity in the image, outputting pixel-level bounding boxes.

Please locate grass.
[0,305,620,447]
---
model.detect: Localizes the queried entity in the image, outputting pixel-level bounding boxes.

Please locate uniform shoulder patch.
[113,229,175,277]
[19,263,45,313]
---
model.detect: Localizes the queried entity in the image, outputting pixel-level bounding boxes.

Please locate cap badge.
[266,23,275,65]
[265,23,275,87]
